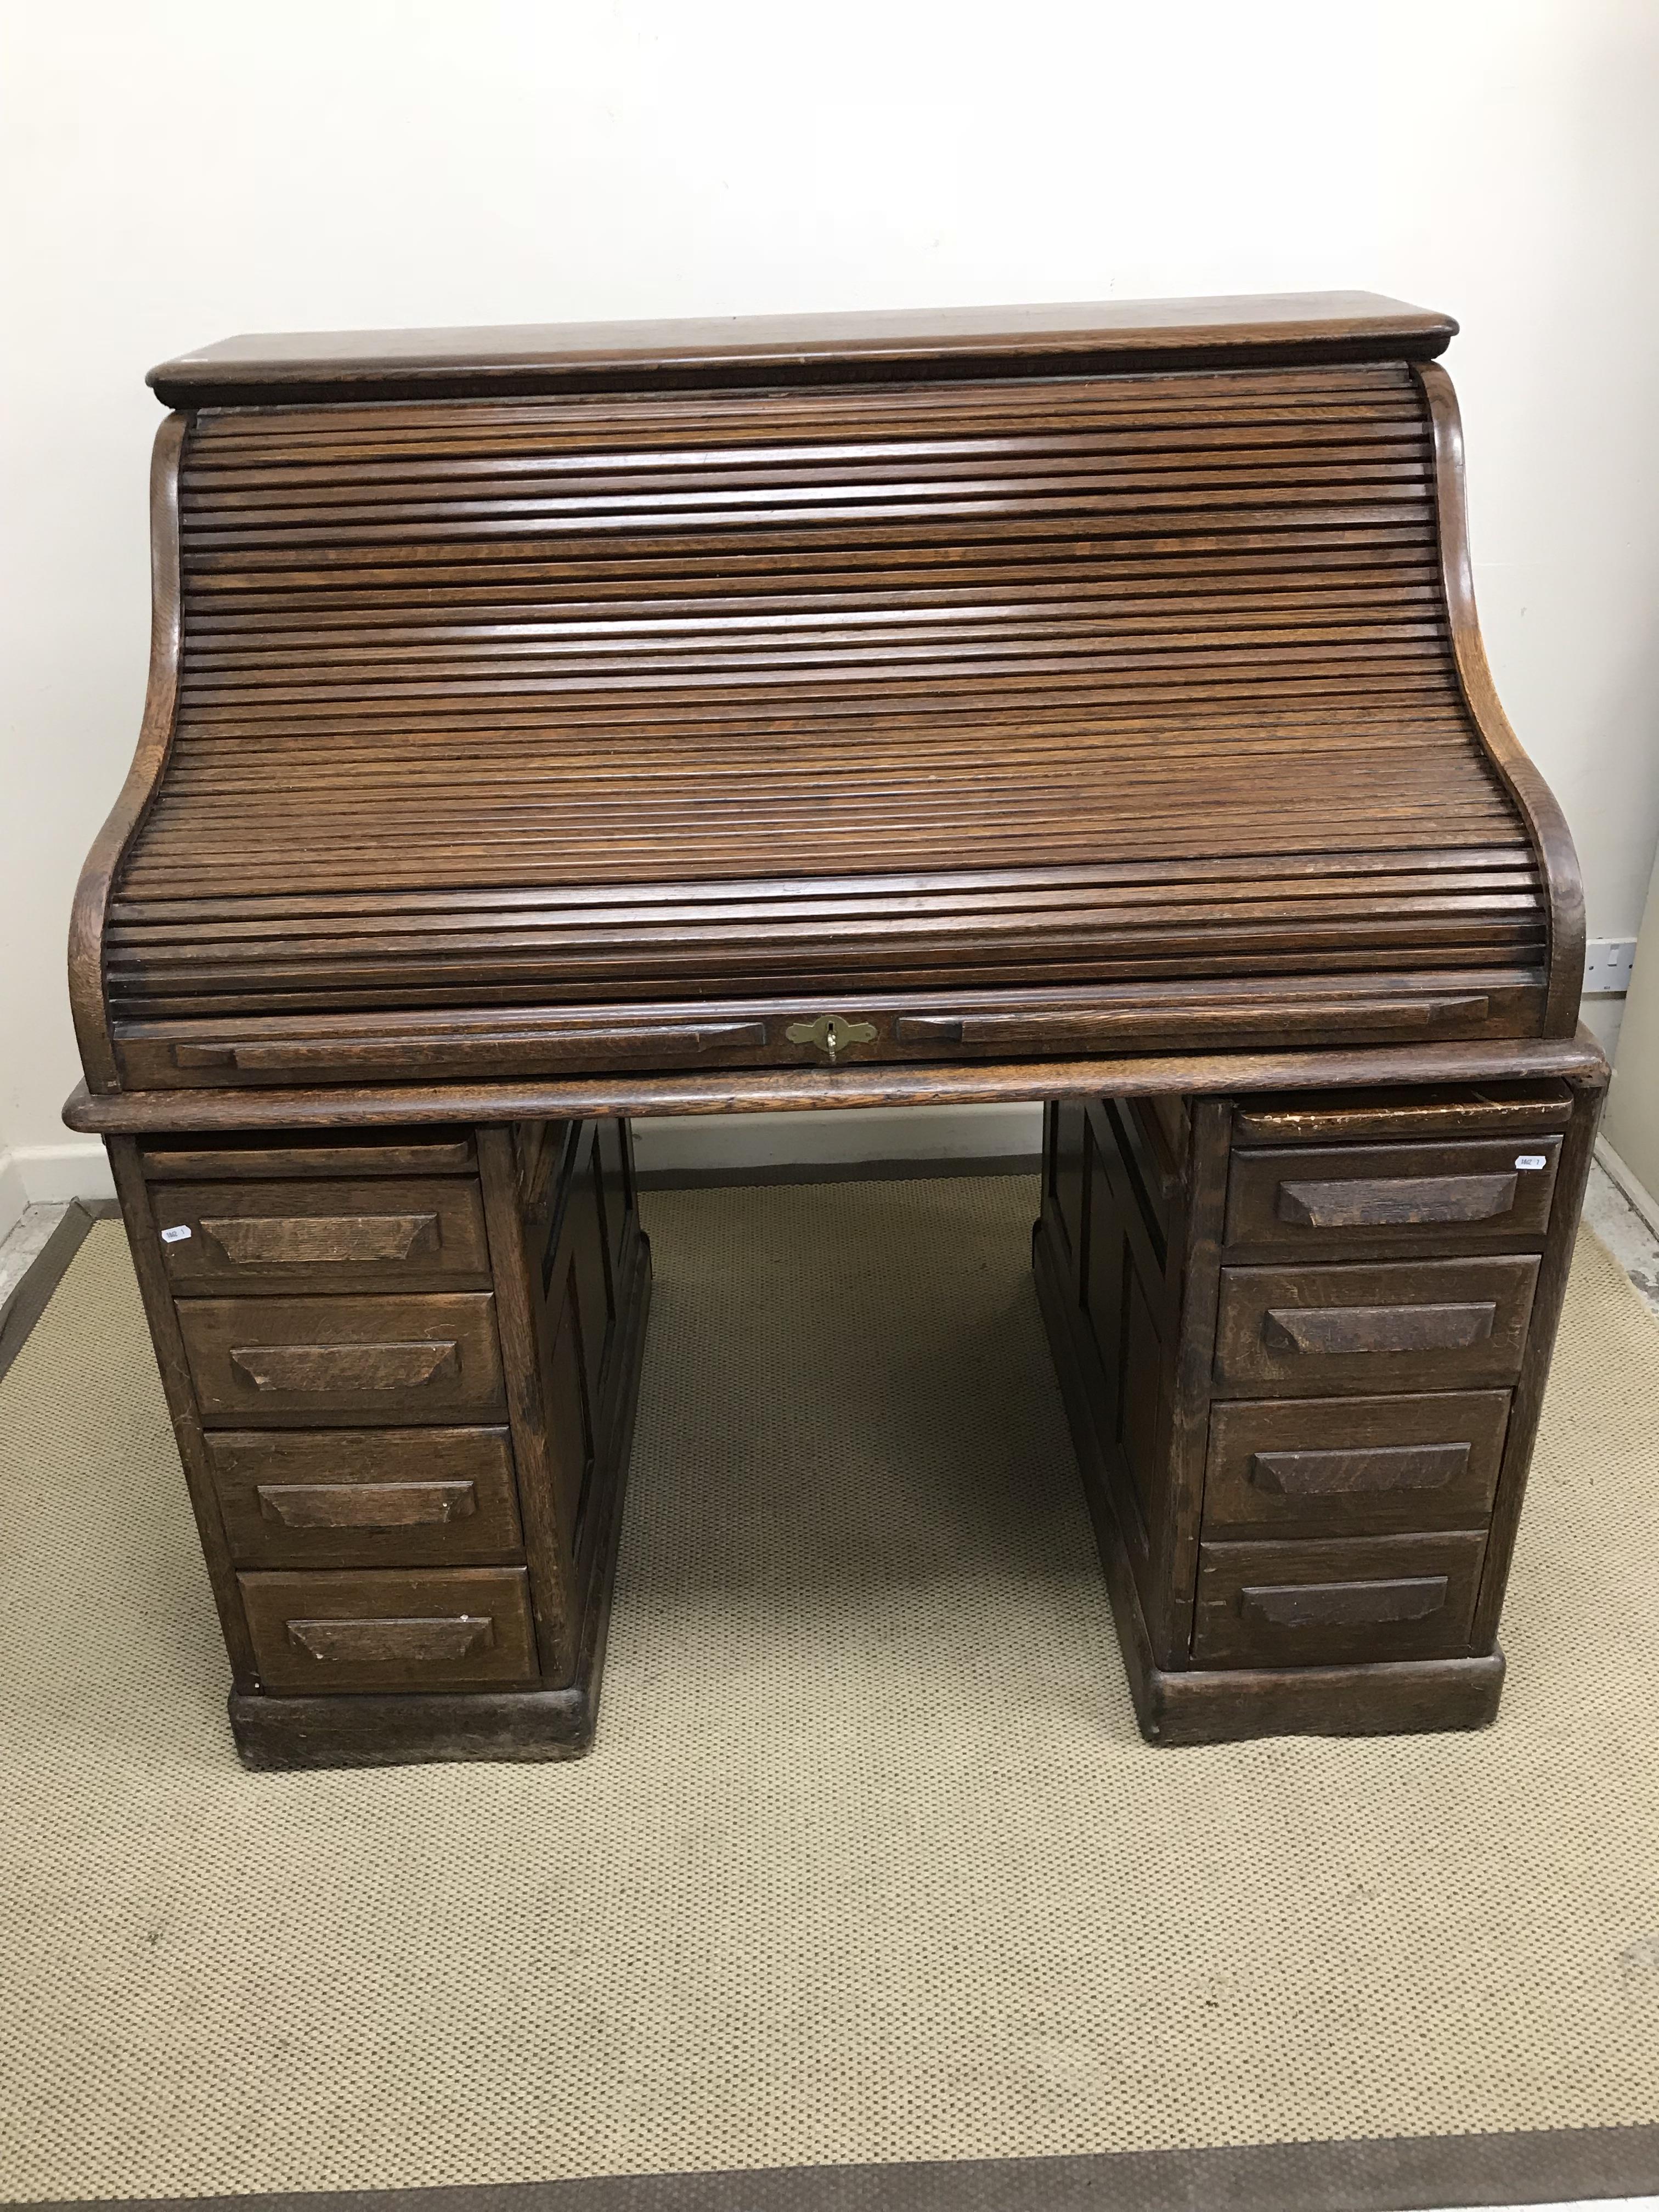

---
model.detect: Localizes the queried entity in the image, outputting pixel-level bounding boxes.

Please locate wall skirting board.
[0,1151,29,1244]
[0,1140,118,1236]
[1597,1136,1659,1240]
[629,1103,1045,1179]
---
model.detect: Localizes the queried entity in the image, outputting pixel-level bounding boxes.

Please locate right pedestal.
[1034,1072,1604,1745]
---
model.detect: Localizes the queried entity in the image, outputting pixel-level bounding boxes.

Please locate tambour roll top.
[71,293,1584,1094]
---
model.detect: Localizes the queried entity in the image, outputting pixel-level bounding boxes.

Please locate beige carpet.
[2,1181,1658,2203]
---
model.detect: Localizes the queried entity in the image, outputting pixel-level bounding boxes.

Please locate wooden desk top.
[149,293,1458,404]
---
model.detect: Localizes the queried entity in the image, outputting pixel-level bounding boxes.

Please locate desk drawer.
[1226,1137,1561,1254]
[1193,1530,1487,1668]
[1215,1255,1539,1395]
[208,1427,522,1568]
[179,1293,506,1424]
[153,1178,490,1294]
[240,1566,538,1693]
[139,1131,476,1181]
[1203,1392,1510,1538]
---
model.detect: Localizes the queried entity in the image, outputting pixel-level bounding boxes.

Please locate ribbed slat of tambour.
[112,363,1542,1025]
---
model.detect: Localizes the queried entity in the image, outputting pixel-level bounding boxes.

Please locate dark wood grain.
[1261,1300,1498,1355]
[177,1290,506,1423]
[261,1481,476,1528]
[140,1132,476,1177]
[1274,1171,1517,1227]
[105,980,1549,1094]
[284,1612,494,1663]
[60,1033,1610,1136]
[1203,1392,1509,1538]
[62,297,1602,1763]
[1036,1088,1224,1671]
[1146,1651,1504,1746]
[1226,1134,1560,1249]
[1250,1443,1470,1497]
[1192,1531,1486,1667]
[1214,1254,1539,1393]
[476,1122,575,1680]
[67,415,186,1093]
[1032,1187,1508,1740]
[150,1175,492,1294]
[73,303,1581,1094]
[1153,1098,1232,1664]
[1071,1096,1174,1629]
[1229,1080,1573,1146]
[1470,1071,1604,1646]
[238,1565,538,1692]
[232,1268,661,1777]
[1035,1061,1603,1736]
[228,1681,597,1767]
[105,1135,261,1686]
[1416,363,1584,1037]
[148,293,1458,405]
[208,1426,522,1568]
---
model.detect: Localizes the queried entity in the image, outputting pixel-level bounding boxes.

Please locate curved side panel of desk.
[1415,362,1585,1039]
[67,410,189,1094]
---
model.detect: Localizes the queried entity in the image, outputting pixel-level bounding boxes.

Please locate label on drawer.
[1515,1155,1547,1171]
[160,1224,193,1243]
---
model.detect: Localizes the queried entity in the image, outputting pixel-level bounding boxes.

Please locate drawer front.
[179,1293,506,1424]
[153,1178,490,1294]
[1229,1082,1573,1148]
[1226,1137,1561,1253]
[1215,1255,1539,1395]
[139,1131,476,1180]
[1193,1530,1487,1668]
[208,1427,522,1568]
[1203,1392,1510,1538]
[240,1566,538,1693]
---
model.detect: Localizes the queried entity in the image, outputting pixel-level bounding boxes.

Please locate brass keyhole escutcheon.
[785,1013,877,1062]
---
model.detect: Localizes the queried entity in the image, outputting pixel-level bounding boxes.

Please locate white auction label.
[159,1224,193,1243]
[1514,1155,1547,1171]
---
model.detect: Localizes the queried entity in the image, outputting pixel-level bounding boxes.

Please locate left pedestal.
[106,1117,651,1768]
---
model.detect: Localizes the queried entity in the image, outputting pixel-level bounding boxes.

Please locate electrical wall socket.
[1584,938,1637,992]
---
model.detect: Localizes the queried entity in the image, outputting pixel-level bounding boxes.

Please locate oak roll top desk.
[65,294,1606,1766]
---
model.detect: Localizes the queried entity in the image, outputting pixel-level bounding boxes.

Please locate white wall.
[3,0,1657,1207]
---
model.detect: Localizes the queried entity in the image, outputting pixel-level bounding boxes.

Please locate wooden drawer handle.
[256,1479,478,1528]
[200,1213,439,1266]
[229,1339,460,1392]
[1275,1173,1519,1229]
[284,1613,495,1664]
[1248,1442,1471,1496]
[1240,1576,1450,1630]
[1262,1302,1497,1356]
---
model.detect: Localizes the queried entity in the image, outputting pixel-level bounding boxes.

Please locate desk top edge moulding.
[144,291,1462,400]
[62,295,1607,1764]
